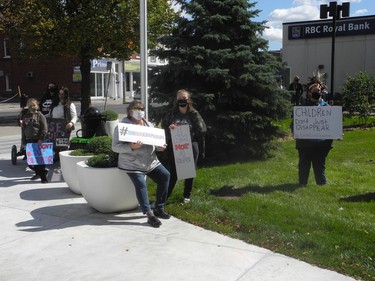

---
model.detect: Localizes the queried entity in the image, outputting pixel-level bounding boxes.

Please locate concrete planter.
[59,150,93,195]
[104,119,119,137]
[76,161,138,213]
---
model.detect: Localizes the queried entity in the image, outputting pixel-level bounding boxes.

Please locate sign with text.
[288,17,375,40]
[45,118,70,148]
[293,106,343,139]
[26,142,54,165]
[171,125,196,180]
[118,123,166,147]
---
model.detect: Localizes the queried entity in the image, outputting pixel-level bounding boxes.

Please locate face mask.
[177,99,188,107]
[28,106,38,113]
[132,110,145,120]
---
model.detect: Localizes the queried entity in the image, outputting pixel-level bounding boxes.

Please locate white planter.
[76,161,138,213]
[104,119,119,136]
[59,150,93,195]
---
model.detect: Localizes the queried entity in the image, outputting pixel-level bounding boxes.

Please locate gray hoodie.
[112,117,161,173]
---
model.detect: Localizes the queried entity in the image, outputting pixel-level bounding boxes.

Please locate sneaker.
[30,174,40,180]
[183,198,191,204]
[153,208,171,219]
[147,216,162,228]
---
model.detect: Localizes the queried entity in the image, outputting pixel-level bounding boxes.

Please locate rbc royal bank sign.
[288,16,375,40]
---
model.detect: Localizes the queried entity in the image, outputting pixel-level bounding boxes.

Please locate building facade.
[282,15,375,95]
[0,35,166,103]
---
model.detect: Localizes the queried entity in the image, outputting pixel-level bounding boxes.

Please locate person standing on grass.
[289,75,304,106]
[112,100,171,228]
[295,81,333,186]
[162,89,207,203]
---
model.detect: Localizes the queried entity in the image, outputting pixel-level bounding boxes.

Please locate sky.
[255,0,375,50]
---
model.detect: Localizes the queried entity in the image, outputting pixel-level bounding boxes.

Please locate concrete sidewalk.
[0,129,358,281]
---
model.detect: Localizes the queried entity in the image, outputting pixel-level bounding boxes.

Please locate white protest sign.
[118,123,166,146]
[171,125,196,180]
[293,106,343,139]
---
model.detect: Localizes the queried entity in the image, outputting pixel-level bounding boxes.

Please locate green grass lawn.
[159,124,375,281]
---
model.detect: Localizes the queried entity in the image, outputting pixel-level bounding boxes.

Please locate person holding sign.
[112,101,171,228]
[47,87,78,161]
[162,89,207,203]
[21,98,49,183]
[295,81,333,186]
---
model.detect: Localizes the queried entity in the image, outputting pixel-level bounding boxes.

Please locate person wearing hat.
[289,75,304,106]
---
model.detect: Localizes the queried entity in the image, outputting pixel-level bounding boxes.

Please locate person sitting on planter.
[112,100,171,228]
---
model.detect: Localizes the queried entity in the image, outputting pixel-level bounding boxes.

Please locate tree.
[0,0,176,114]
[342,71,375,125]
[149,0,290,161]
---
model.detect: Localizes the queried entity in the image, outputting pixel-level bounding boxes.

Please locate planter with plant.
[101,109,119,137]
[75,136,138,213]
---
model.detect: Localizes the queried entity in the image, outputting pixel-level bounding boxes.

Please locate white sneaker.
[183,198,191,204]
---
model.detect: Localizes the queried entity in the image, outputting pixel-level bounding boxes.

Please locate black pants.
[167,141,199,199]
[297,147,331,185]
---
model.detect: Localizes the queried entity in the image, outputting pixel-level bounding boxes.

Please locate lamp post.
[140,0,148,118]
[320,1,350,97]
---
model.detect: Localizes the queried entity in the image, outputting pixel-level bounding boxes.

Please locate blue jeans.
[127,164,170,213]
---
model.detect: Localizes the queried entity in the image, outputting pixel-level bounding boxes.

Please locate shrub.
[86,152,118,168]
[101,109,118,121]
[69,135,118,168]
[85,136,113,154]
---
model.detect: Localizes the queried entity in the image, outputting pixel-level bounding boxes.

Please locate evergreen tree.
[150,0,290,161]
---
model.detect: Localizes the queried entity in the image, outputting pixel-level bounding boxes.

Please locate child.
[21,98,49,183]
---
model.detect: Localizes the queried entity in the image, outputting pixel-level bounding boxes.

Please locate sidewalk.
[0,101,358,281]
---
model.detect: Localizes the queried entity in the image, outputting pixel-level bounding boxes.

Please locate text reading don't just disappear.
[294,107,333,118]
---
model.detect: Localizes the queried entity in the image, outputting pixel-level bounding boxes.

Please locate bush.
[69,135,118,168]
[342,71,375,124]
[101,109,118,121]
[85,136,113,154]
[86,152,118,168]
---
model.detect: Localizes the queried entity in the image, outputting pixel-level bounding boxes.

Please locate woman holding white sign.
[295,82,333,186]
[112,101,171,228]
[162,89,207,203]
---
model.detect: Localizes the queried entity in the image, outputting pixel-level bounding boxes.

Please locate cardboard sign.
[118,123,166,147]
[45,118,70,147]
[26,142,54,165]
[171,125,196,180]
[293,106,343,139]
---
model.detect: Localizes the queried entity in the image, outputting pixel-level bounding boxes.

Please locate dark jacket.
[40,92,59,115]
[22,110,48,143]
[162,109,207,156]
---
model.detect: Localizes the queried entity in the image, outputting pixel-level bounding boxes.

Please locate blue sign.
[287,16,375,40]
[26,143,54,165]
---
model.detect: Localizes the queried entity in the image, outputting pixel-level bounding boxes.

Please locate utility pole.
[140,0,148,118]
[320,1,350,96]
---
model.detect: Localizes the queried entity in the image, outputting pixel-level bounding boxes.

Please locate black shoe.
[31,174,40,180]
[147,216,162,228]
[40,170,48,183]
[153,208,171,219]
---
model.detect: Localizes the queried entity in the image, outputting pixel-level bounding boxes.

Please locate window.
[5,74,12,91]
[4,38,11,58]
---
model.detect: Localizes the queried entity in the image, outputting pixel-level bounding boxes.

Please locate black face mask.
[177,99,188,107]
